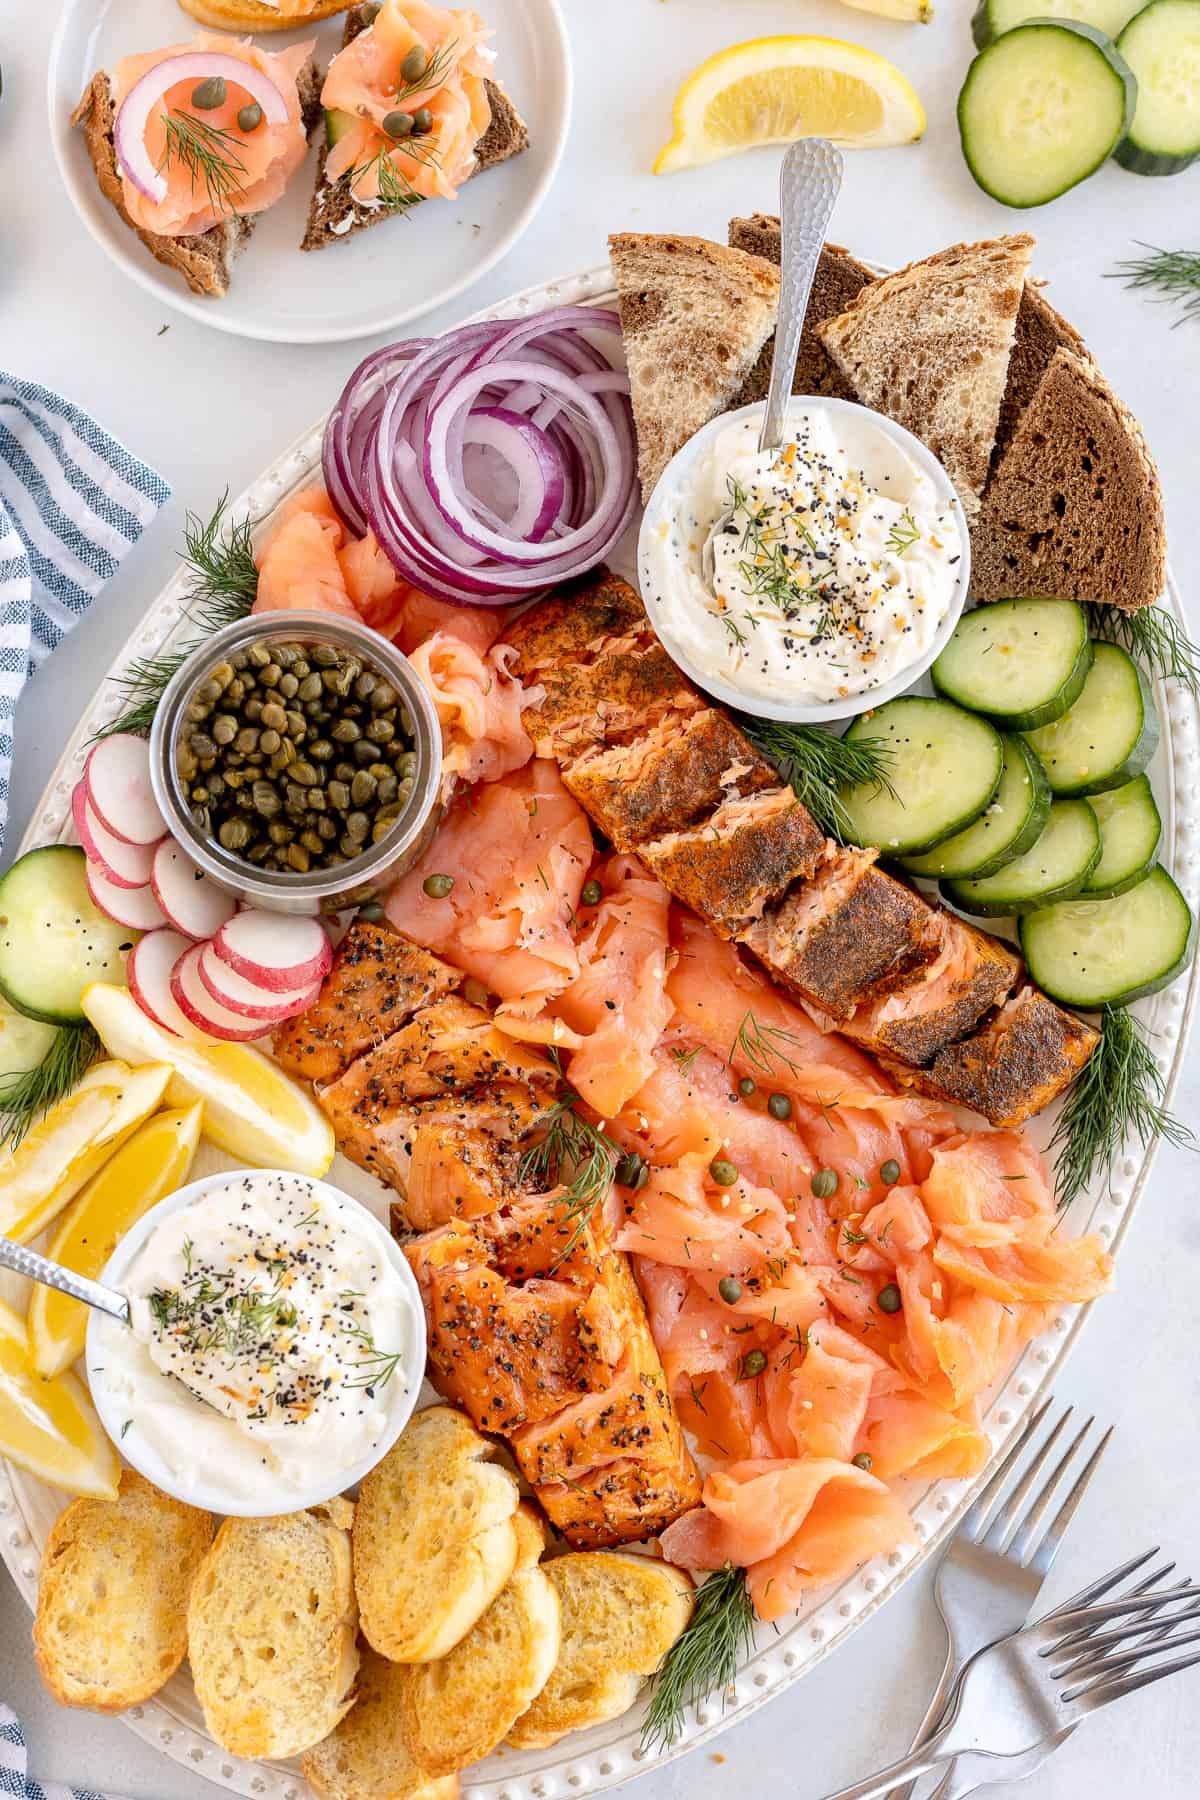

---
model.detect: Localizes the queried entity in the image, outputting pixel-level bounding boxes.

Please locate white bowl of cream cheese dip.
[86,1170,425,1516]
[638,397,971,724]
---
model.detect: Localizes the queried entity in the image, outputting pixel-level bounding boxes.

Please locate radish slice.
[85,863,168,933]
[72,782,159,889]
[84,735,165,846]
[212,910,333,993]
[128,930,204,1038]
[197,943,318,1023]
[151,841,237,941]
[114,52,290,205]
[171,943,267,1042]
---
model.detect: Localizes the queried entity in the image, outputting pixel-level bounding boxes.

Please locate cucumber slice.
[1020,864,1196,1005]
[1022,642,1159,796]
[0,999,58,1104]
[972,0,1146,47]
[1115,0,1200,175]
[900,737,1051,881]
[1081,774,1162,898]
[0,847,135,1025]
[958,21,1137,208]
[942,798,1100,916]
[838,698,1005,857]
[932,599,1093,730]
[325,108,357,149]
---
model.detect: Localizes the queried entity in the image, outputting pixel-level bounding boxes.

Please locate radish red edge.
[212,910,333,993]
[171,943,268,1042]
[151,841,237,941]
[72,781,159,890]
[197,942,318,1024]
[127,930,201,1038]
[85,861,168,934]
[84,734,165,847]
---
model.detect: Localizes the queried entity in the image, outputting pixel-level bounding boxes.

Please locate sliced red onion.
[461,408,563,543]
[114,52,290,205]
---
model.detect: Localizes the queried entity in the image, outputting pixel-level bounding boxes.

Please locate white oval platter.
[1,264,1197,1800]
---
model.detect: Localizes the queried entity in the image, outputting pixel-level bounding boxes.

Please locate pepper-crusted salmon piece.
[844,913,1022,1067]
[403,1118,522,1230]
[331,1080,555,1201]
[742,849,943,1019]
[642,786,827,938]
[534,1440,704,1551]
[519,640,703,763]
[272,923,461,1086]
[564,709,777,851]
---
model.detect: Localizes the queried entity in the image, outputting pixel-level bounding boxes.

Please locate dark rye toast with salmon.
[503,573,1098,1126]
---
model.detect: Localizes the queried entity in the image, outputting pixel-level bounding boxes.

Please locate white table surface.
[2,1,1199,1794]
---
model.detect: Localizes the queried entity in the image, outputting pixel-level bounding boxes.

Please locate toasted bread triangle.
[177,0,352,27]
[609,231,781,503]
[817,234,1034,517]
[728,218,875,406]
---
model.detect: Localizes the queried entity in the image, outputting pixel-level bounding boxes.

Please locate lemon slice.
[0,1059,171,1245]
[82,985,335,1177]
[0,1300,119,1499]
[654,35,926,173]
[29,1103,204,1379]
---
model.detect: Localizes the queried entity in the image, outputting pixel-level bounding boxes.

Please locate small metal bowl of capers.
[150,611,443,915]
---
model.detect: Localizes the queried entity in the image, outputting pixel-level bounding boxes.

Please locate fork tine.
[1064,1642,1200,1708]
[1047,1584,1200,1636]
[1053,1592,1200,1675]
[958,1396,1056,1541]
[1047,1547,1165,1618]
[980,1408,1080,1554]
[1012,1422,1113,1572]
[1051,1571,1185,1657]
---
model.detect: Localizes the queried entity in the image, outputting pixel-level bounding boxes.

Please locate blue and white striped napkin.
[0,373,171,854]
[0,1705,116,1800]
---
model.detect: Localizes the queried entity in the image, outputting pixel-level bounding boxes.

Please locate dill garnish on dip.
[641,403,964,709]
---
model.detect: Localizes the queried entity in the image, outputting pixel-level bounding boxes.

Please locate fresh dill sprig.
[1109,245,1200,326]
[720,612,749,649]
[671,1043,702,1075]
[518,1085,618,1267]
[727,1007,803,1079]
[160,112,248,217]
[340,1320,406,1391]
[885,508,920,555]
[640,1564,756,1753]
[97,492,259,738]
[739,714,897,841]
[395,36,459,102]
[1050,1005,1194,1209]
[1086,602,1200,699]
[0,1025,100,1149]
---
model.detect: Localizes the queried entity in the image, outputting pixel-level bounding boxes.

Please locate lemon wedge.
[837,0,932,20]
[0,1300,119,1499]
[0,1059,171,1245]
[654,35,926,173]
[82,985,335,1177]
[29,1103,203,1379]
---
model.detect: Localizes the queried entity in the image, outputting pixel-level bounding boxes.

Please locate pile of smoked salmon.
[274,560,1114,1622]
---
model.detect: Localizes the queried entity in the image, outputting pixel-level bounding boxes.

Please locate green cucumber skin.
[1115,0,1200,175]
[1081,774,1163,898]
[1080,846,1159,900]
[1023,648,1160,797]
[1020,866,1197,1006]
[940,799,1101,916]
[971,0,997,47]
[898,738,1052,881]
[840,699,1005,857]
[958,21,1138,208]
[0,845,130,1026]
[932,612,1094,731]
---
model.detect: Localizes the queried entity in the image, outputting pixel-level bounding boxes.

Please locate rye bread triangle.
[728,216,874,406]
[302,4,529,251]
[816,234,1035,518]
[970,347,1166,613]
[609,232,781,503]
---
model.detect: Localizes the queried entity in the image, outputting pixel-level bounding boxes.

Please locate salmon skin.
[506,573,1097,1127]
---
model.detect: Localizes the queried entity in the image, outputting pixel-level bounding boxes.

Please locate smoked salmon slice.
[406,633,534,790]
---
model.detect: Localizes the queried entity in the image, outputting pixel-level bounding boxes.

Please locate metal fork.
[887,1398,1111,1800]
[818,1553,1200,1800]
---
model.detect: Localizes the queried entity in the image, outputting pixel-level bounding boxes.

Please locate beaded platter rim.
[1,262,1196,1800]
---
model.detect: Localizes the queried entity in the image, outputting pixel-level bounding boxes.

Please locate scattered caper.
[191,76,227,109]
[739,1349,767,1380]
[737,1076,756,1097]
[880,1159,901,1187]
[237,102,264,133]
[709,1158,738,1187]
[581,878,603,907]
[851,1452,874,1471]
[767,1092,792,1121]
[718,1275,743,1306]
[400,44,427,82]
[412,106,434,134]
[615,1151,649,1189]
[877,1283,902,1315]
[359,900,386,922]
[811,1168,839,1199]
[383,109,415,138]
[423,873,454,899]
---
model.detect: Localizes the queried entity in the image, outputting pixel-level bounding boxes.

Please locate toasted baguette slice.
[303,1645,459,1800]
[400,1507,560,1776]
[971,348,1166,613]
[353,1405,520,1663]
[609,232,780,502]
[33,1470,212,1712]
[508,1551,694,1749]
[817,235,1034,517]
[728,218,874,407]
[177,0,351,27]
[302,6,529,251]
[72,60,323,299]
[188,1500,358,1760]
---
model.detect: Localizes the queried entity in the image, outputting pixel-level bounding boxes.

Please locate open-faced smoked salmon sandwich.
[302,0,529,252]
[73,34,322,298]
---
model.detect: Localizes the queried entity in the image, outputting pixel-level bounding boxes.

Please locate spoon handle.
[759,138,845,455]
[0,1237,130,1325]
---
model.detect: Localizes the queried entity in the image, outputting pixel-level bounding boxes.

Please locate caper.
[236,100,264,134]
[248,643,271,668]
[231,651,249,671]
[368,761,391,782]
[177,747,199,782]
[335,760,356,782]
[880,1159,901,1187]
[709,1158,738,1187]
[313,644,339,668]
[767,1092,792,1121]
[218,818,252,851]
[260,702,287,733]
[211,661,235,688]
[397,750,418,777]
[811,1168,839,1199]
[190,785,209,806]
[317,815,337,841]
[278,671,300,699]
[355,671,378,702]
[737,1076,756,1098]
[299,672,323,703]
[244,696,264,723]
[877,1283,902,1316]
[252,780,280,818]
[396,775,414,804]
[581,878,603,907]
[328,780,351,811]
[286,710,307,739]
[260,662,281,688]
[285,782,309,812]
[400,43,428,83]
[234,727,260,755]
[341,832,362,857]
[350,769,377,807]
[292,761,319,788]
[739,1349,767,1380]
[299,829,324,856]
[366,715,395,744]
[223,768,245,792]
[191,75,227,109]
[323,666,354,698]
[189,731,216,759]
[718,1276,743,1306]
[268,821,291,846]
[851,1452,874,1472]
[383,108,415,138]
[423,873,454,899]
[400,705,414,735]
[187,701,211,727]
[370,681,398,711]
[286,843,311,873]
[197,677,222,705]
[259,728,281,756]
[346,812,370,843]
[212,715,238,746]
[192,805,211,832]
[272,740,297,772]
[412,106,434,134]
[376,773,398,806]
[353,739,376,766]
[359,0,381,20]
[614,1151,648,1189]
[225,677,246,706]
[206,775,225,800]
[246,842,271,866]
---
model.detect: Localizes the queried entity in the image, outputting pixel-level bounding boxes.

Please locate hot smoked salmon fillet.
[844,913,1022,1067]
[565,709,776,850]
[643,786,827,938]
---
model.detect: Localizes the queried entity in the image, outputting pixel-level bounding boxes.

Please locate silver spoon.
[0,1236,130,1325]
[702,136,844,593]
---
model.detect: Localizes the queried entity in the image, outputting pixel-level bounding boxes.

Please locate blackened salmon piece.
[272,922,460,1085]
[642,785,828,937]
[521,640,702,762]
[533,1441,704,1549]
[845,912,1022,1067]
[919,984,1099,1128]
[742,848,943,1018]
[564,709,777,851]
[501,569,648,674]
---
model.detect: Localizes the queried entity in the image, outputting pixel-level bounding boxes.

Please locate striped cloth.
[0,1705,114,1800]
[0,373,170,854]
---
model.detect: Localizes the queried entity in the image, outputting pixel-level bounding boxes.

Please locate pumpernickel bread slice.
[728,216,874,405]
[970,347,1166,613]
[72,59,323,299]
[609,231,780,502]
[302,5,529,251]
[817,234,1035,517]
[994,281,1091,471]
